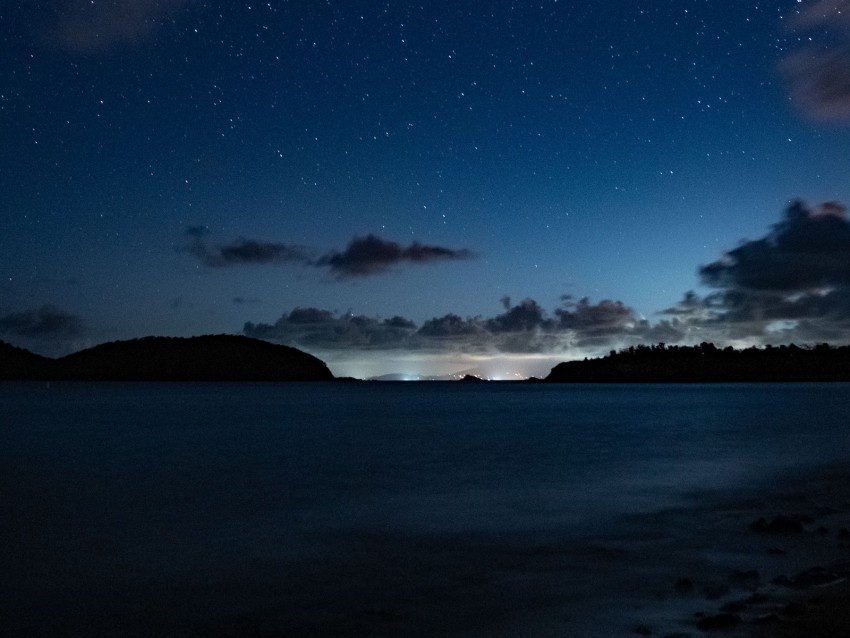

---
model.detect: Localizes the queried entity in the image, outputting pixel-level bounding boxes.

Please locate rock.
[744,592,770,605]
[782,601,808,616]
[773,566,843,589]
[675,577,695,594]
[751,613,780,625]
[701,583,730,600]
[695,613,741,630]
[719,601,747,614]
[749,515,811,534]
[633,625,653,635]
[728,569,760,590]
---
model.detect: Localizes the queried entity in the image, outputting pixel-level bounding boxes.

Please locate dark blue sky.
[3,1,850,377]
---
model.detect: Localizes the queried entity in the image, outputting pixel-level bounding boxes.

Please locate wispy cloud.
[183,227,308,268]
[781,0,850,123]
[184,228,475,277]
[47,0,196,53]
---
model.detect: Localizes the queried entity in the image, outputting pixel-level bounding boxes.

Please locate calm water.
[3,382,850,636]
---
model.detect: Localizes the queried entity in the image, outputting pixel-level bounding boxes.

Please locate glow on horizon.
[319,351,578,380]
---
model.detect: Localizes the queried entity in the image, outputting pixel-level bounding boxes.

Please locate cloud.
[184,228,308,268]
[781,0,850,123]
[316,234,475,278]
[699,201,850,291]
[47,0,195,53]
[240,201,850,369]
[0,305,84,339]
[418,314,488,338]
[555,296,637,334]
[661,201,850,344]
[184,228,474,277]
[215,239,306,266]
[244,296,648,356]
[486,298,550,333]
[244,308,418,349]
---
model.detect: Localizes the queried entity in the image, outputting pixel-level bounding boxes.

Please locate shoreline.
[762,581,850,638]
[623,462,850,638]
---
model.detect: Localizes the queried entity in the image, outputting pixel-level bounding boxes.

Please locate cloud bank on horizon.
[243,295,658,357]
[241,201,850,360]
[7,201,850,366]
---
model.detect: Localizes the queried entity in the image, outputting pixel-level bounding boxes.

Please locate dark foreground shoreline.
[546,342,850,383]
[625,463,850,638]
[6,337,850,383]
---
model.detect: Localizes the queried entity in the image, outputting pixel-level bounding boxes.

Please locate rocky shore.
[626,464,850,638]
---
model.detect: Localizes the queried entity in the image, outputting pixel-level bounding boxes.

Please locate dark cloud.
[240,202,850,360]
[184,228,308,268]
[781,0,850,123]
[245,308,418,350]
[699,201,850,291]
[660,201,850,345]
[216,239,306,266]
[0,305,84,339]
[418,314,486,338]
[245,297,649,356]
[555,296,637,334]
[384,316,417,329]
[285,307,335,324]
[48,0,196,53]
[316,234,475,278]
[486,298,550,333]
[184,229,473,277]
[668,287,850,330]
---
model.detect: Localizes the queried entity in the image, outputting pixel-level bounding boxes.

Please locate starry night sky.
[3,1,850,377]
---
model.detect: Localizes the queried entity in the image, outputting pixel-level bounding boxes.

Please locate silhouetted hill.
[1,335,334,381]
[546,342,850,383]
[0,341,53,380]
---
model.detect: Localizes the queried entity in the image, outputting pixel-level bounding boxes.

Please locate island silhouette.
[544,342,850,383]
[0,335,333,381]
[3,338,850,382]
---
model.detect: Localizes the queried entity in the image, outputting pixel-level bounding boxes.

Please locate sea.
[3,382,850,637]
